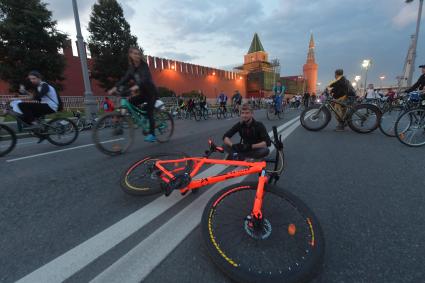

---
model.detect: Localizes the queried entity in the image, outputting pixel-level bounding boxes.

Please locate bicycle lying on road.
[119,126,324,283]
[92,88,174,156]
[0,107,79,157]
[300,96,381,133]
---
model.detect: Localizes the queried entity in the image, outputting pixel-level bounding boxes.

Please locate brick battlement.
[0,40,246,99]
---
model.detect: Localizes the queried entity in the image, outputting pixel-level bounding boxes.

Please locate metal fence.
[0,96,178,112]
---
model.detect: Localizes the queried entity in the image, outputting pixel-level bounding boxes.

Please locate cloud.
[392,4,417,28]
[155,51,199,62]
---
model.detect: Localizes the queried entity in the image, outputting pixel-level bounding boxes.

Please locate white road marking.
[6,138,124,163]
[15,116,300,283]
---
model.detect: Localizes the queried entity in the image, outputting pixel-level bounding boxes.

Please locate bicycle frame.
[155,157,268,219]
[321,98,354,121]
[119,98,149,127]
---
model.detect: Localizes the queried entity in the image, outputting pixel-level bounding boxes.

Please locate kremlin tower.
[303,34,318,94]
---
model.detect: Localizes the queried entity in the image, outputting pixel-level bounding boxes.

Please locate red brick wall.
[0,41,246,99]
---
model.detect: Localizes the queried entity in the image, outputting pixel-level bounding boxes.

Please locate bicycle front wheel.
[379,106,403,137]
[0,124,17,157]
[395,108,425,147]
[154,110,174,143]
[121,152,193,196]
[266,105,277,120]
[92,113,134,156]
[348,104,381,133]
[202,182,324,283]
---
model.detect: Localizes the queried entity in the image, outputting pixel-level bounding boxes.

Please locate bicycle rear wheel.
[348,104,381,133]
[154,110,174,143]
[201,182,324,283]
[300,105,331,131]
[121,152,193,195]
[379,106,403,137]
[46,118,79,146]
[395,108,425,147]
[92,113,134,156]
[0,124,17,157]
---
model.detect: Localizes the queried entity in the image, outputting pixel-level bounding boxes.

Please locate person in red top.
[102,97,115,112]
[386,88,396,102]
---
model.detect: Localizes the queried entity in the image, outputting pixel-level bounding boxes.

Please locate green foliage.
[88,0,141,90]
[157,86,175,97]
[0,0,67,91]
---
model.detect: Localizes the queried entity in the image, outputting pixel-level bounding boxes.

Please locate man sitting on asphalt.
[223,103,271,160]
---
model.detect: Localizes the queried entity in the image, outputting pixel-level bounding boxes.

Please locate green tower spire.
[248,33,265,54]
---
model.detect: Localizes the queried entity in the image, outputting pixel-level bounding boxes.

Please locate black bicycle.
[0,108,78,157]
[300,96,381,133]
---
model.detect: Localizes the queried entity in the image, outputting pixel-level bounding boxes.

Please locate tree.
[157,86,176,97]
[0,0,67,91]
[88,0,141,90]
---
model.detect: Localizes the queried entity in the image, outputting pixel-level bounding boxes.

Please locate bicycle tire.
[46,118,79,146]
[347,104,381,133]
[395,108,425,147]
[217,108,223,120]
[379,106,403,137]
[76,119,85,132]
[92,113,135,156]
[266,105,278,120]
[300,105,331,131]
[194,110,201,121]
[201,182,324,283]
[121,152,193,196]
[0,124,17,157]
[154,110,174,143]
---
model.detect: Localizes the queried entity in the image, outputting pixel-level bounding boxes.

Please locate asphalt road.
[1,108,424,283]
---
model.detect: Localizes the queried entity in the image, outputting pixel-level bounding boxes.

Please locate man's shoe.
[144,134,157,142]
[334,123,345,132]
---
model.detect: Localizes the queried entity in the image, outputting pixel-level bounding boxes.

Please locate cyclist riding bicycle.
[17,71,61,127]
[223,103,271,160]
[218,91,228,112]
[232,90,242,108]
[272,81,285,114]
[108,47,157,142]
[328,69,350,132]
[405,64,425,93]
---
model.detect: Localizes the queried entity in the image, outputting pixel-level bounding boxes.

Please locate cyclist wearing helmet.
[108,47,157,142]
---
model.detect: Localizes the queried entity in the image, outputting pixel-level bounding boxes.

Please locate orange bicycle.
[120,127,324,283]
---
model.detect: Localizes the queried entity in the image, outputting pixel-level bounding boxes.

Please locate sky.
[46,0,425,87]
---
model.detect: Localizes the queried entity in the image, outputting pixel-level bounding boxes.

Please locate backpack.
[45,83,64,111]
[57,94,64,111]
[103,101,109,111]
[346,79,356,97]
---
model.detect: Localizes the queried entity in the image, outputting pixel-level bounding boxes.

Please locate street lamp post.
[379,75,385,89]
[354,75,361,95]
[406,0,424,86]
[362,60,371,95]
[72,0,97,116]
